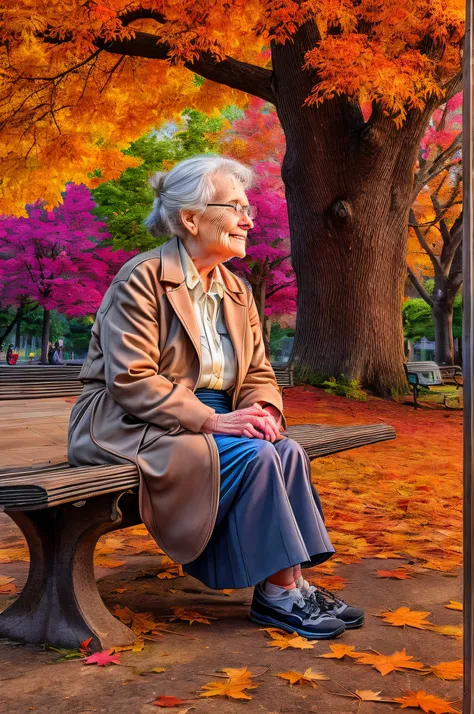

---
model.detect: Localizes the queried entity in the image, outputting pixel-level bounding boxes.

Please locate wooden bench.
[0,422,395,652]
[271,362,294,392]
[404,361,463,409]
[0,365,83,400]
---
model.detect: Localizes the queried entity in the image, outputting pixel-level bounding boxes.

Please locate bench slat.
[0,423,395,511]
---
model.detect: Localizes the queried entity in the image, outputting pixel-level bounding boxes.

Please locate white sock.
[262,581,297,599]
[295,575,311,592]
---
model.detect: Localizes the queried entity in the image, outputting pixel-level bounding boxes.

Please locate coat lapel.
[160,237,248,393]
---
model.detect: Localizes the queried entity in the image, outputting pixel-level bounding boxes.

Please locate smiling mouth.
[230,235,246,240]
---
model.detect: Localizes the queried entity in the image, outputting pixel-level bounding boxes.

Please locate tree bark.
[433,299,455,365]
[40,308,51,364]
[271,22,435,396]
[0,306,24,351]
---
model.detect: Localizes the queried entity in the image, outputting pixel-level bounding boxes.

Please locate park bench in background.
[0,365,83,400]
[271,361,294,392]
[404,361,463,409]
[0,421,395,652]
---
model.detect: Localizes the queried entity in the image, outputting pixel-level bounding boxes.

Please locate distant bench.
[0,365,83,400]
[404,361,463,409]
[0,422,395,652]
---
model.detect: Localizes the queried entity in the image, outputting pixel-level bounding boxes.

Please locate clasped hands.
[202,403,283,442]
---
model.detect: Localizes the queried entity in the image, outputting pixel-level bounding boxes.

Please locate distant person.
[55,339,65,364]
[6,344,19,365]
[47,342,54,364]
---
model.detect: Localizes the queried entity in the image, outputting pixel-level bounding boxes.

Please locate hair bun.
[149,171,167,197]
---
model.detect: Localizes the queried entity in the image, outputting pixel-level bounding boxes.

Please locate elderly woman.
[68,155,363,639]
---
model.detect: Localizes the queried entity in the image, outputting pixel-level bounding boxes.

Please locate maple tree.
[0,183,131,362]
[0,2,464,394]
[407,93,463,365]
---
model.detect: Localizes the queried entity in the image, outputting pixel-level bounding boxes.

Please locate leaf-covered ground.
[0,386,463,713]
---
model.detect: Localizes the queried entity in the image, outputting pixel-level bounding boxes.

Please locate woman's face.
[181,173,254,262]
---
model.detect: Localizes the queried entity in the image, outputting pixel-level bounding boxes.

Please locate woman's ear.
[180,209,199,236]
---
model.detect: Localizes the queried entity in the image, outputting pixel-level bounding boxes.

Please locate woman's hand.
[202,403,281,441]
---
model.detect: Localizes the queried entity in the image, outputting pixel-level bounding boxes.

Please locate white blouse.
[178,238,237,391]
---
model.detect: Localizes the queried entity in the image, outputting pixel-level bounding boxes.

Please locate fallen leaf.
[83,650,121,666]
[169,607,215,625]
[131,611,158,635]
[444,600,462,611]
[277,668,328,686]
[426,624,463,639]
[112,605,134,624]
[355,648,424,676]
[312,575,347,591]
[355,689,390,701]
[422,660,463,681]
[376,567,414,579]
[109,639,145,654]
[221,589,234,595]
[152,667,167,673]
[94,556,126,568]
[394,690,461,713]
[115,587,127,594]
[319,644,360,659]
[377,607,433,629]
[261,627,314,650]
[154,696,193,708]
[200,678,257,700]
[220,667,254,684]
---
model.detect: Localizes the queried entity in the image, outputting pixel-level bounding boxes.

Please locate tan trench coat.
[68,236,286,564]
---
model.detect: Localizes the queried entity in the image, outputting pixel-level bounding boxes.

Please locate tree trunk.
[15,314,21,350]
[40,308,51,364]
[433,299,455,365]
[271,22,435,397]
[0,306,24,350]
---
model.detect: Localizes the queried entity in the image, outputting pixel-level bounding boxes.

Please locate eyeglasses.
[206,203,258,220]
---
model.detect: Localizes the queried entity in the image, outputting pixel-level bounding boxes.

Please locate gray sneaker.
[297,578,364,629]
[249,583,346,639]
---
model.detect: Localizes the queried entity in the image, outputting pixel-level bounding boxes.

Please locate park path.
[0,388,464,714]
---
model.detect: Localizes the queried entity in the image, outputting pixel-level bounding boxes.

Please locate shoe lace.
[310,586,347,611]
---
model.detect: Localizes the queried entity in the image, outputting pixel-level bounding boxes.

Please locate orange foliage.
[0,1,464,214]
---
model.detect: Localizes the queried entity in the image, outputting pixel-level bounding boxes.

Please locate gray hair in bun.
[144,155,253,240]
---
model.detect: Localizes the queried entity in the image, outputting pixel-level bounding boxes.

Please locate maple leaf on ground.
[426,624,463,639]
[445,600,462,611]
[319,644,360,659]
[261,627,315,650]
[277,668,329,686]
[376,567,414,579]
[109,639,145,654]
[112,605,134,624]
[200,679,257,700]
[355,648,424,676]
[312,575,347,591]
[377,607,433,629]
[220,667,254,684]
[394,690,461,713]
[154,695,194,707]
[422,660,463,681]
[168,607,216,625]
[83,650,121,666]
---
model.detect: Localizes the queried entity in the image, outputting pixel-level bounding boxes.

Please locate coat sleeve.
[99,265,215,433]
[235,289,287,429]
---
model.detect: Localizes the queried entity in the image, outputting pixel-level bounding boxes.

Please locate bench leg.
[0,492,139,651]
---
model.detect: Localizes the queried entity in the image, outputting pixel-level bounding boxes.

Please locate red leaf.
[154,695,191,707]
[83,650,121,666]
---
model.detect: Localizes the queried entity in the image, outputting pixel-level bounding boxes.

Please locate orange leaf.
[422,660,463,681]
[277,668,328,686]
[154,696,194,708]
[319,644,360,659]
[444,600,462,611]
[394,690,461,713]
[378,606,432,629]
[376,567,413,579]
[355,648,424,676]
[261,627,314,651]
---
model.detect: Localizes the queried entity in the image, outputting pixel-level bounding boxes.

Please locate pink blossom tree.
[0,183,132,362]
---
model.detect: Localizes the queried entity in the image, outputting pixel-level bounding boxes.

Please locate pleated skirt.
[182,388,335,589]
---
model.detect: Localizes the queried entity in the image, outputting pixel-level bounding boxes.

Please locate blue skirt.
[183,389,335,589]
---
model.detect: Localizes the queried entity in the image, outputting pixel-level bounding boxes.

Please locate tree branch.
[409,208,442,275]
[407,266,434,306]
[94,31,275,103]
